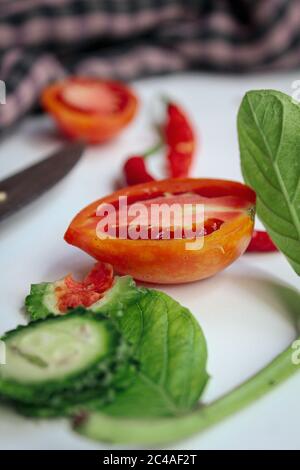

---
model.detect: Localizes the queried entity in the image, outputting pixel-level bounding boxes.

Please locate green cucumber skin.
[25,282,60,320]
[91,276,143,315]
[14,390,115,418]
[75,337,300,445]
[0,308,132,405]
[7,360,137,418]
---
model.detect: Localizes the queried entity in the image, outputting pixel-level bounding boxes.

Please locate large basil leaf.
[238,89,300,274]
[95,287,208,417]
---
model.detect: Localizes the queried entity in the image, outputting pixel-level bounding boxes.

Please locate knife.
[0,141,85,222]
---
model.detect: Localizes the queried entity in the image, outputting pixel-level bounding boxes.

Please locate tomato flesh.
[41,77,138,144]
[94,192,249,240]
[60,78,129,115]
[64,178,256,284]
[55,262,113,313]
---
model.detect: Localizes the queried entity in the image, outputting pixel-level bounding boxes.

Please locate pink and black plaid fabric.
[0,0,300,135]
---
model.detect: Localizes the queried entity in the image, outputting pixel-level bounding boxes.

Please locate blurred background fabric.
[1,0,300,135]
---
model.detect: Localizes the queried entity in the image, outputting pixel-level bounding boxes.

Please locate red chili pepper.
[164,101,196,178]
[246,230,278,252]
[123,156,155,186]
[122,101,195,185]
[167,148,193,178]
[123,141,161,186]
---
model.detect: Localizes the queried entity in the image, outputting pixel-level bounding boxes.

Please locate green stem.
[142,141,163,158]
[160,94,170,106]
[75,336,300,445]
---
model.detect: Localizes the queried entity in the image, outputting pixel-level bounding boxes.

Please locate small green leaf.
[238,89,300,274]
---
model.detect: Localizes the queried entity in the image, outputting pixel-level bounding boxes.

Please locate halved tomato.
[65,178,256,284]
[41,77,138,143]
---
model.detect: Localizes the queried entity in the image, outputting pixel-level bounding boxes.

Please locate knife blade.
[0,141,85,222]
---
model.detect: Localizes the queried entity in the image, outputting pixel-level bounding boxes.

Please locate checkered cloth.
[1,0,300,135]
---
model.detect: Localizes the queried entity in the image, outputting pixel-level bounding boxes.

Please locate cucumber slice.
[25,275,140,321]
[0,308,130,404]
[25,281,61,320]
[90,276,142,314]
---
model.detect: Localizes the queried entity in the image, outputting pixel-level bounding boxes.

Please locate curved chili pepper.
[246,230,278,252]
[122,101,195,185]
[167,148,193,178]
[123,142,161,186]
[123,156,155,186]
[164,101,196,178]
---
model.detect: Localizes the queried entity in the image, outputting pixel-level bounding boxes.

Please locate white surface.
[0,72,300,450]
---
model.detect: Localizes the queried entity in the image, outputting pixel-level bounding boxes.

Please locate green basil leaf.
[238,89,300,274]
[87,288,209,418]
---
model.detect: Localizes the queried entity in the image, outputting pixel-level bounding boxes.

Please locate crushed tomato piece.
[55,262,113,313]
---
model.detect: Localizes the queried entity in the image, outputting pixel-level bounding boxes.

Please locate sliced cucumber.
[0,308,131,405]
[25,275,140,321]
[25,281,62,320]
[90,276,142,314]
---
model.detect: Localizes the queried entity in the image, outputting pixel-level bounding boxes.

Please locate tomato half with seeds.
[65,178,256,284]
[41,77,138,143]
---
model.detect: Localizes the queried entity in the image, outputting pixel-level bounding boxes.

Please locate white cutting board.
[0,71,299,450]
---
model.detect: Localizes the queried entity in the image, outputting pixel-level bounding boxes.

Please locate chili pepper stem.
[160,94,171,105]
[142,141,163,158]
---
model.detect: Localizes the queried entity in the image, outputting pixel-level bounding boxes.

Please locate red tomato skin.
[41,78,138,144]
[65,178,255,284]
